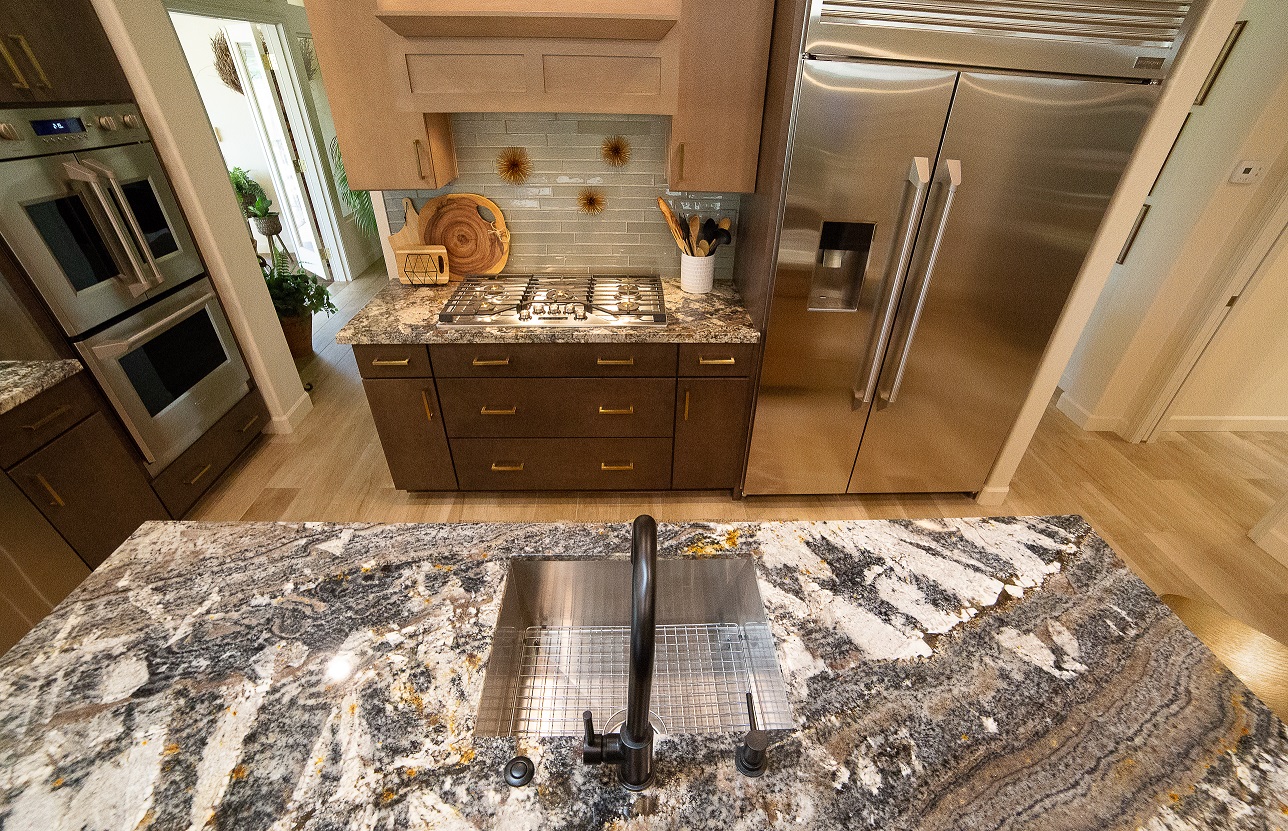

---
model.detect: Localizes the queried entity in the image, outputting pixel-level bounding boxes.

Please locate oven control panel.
[0,103,147,162]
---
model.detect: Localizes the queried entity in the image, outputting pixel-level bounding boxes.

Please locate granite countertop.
[0,517,1284,829]
[335,277,759,345]
[0,359,82,416]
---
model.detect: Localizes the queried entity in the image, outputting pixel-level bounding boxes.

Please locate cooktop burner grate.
[439,274,667,326]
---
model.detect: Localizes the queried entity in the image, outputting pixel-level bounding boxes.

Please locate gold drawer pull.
[481,406,517,416]
[601,461,634,472]
[596,357,635,366]
[22,404,72,431]
[239,414,261,433]
[598,406,635,415]
[420,390,434,422]
[10,35,50,88]
[683,389,690,421]
[0,40,30,90]
[371,357,411,367]
[698,357,737,365]
[491,461,524,472]
[472,357,510,367]
[187,464,213,486]
[35,474,65,507]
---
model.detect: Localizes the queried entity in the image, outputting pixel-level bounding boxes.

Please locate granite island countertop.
[0,359,82,416]
[0,517,1285,829]
[335,277,759,345]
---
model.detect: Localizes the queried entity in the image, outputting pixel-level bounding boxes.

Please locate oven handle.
[63,160,151,297]
[89,292,213,361]
[80,158,165,288]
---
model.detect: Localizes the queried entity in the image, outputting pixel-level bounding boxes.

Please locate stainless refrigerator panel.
[745,60,956,494]
[849,72,1160,493]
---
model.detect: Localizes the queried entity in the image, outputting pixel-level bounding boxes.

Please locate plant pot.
[253,214,283,237]
[278,313,313,359]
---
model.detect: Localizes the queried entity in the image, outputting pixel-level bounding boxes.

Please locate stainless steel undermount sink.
[475,556,794,737]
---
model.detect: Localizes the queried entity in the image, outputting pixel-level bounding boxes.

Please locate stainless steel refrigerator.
[741,0,1197,495]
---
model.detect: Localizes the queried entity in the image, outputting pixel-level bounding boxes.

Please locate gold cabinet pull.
[601,461,634,471]
[414,139,426,179]
[683,389,690,421]
[472,357,510,366]
[420,390,434,422]
[0,40,29,90]
[239,414,261,433]
[34,474,65,507]
[371,357,411,367]
[674,142,685,183]
[491,461,524,472]
[698,356,737,365]
[22,404,72,431]
[598,405,634,415]
[596,357,635,366]
[480,406,517,416]
[187,464,213,486]
[10,35,50,88]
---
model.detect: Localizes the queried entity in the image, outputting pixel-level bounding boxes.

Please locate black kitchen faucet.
[582,514,657,790]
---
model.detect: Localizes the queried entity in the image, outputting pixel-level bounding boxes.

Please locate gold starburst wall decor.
[601,135,631,167]
[578,188,606,215]
[495,146,532,185]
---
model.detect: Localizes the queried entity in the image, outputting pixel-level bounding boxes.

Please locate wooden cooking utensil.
[688,214,701,254]
[656,196,691,255]
[696,239,710,257]
[717,217,732,232]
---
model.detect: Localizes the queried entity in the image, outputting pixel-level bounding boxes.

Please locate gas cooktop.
[438,275,667,327]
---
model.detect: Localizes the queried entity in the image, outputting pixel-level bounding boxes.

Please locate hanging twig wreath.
[211,32,243,95]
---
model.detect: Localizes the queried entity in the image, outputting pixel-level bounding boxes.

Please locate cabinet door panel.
[1,0,132,103]
[11,412,167,567]
[363,378,457,491]
[673,378,750,489]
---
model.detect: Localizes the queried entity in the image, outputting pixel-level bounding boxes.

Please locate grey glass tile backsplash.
[382,113,740,280]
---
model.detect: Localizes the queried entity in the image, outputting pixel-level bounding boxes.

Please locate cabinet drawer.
[452,438,672,490]
[151,391,268,518]
[430,343,676,377]
[438,378,674,438]
[677,344,757,377]
[0,373,99,470]
[353,345,433,378]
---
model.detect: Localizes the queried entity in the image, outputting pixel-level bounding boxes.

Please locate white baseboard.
[1054,393,1123,432]
[265,389,313,434]
[975,486,1010,507]
[1160,415,1288,432]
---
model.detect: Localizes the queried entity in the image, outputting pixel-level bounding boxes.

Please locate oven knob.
[0,122,18,140]
[573,303,587,320]
[518,305,531,321]
[122,114,142,130]
[97,115,119,131]
[532,303,546,315]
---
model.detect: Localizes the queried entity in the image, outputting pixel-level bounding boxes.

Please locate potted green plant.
[262,249,336,359]
[247,194,282,238]
[228,167,264,215]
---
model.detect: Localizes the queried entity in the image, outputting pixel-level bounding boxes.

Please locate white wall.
[1056,0,1288,435]
[91,0,312,433]
[1164,215,1288,431]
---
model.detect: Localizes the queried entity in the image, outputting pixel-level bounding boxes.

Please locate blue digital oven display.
[30,117,87,136]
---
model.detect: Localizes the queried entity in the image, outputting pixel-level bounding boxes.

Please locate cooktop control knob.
[122,114,141,130]
[97,115,119,131]
[517,305,531,321]
[573,303,587,320]
[0,122,18,141]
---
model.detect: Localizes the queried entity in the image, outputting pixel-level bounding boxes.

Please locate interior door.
[744,59,956,494]
[850,72,1160,493]
[0,151,149,335]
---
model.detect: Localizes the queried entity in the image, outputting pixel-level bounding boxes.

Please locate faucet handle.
[583,710,604,764]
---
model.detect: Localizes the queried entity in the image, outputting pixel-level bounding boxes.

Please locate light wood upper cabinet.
[303,0,771,192]
[668,0,775,194]
[304,0,458,191]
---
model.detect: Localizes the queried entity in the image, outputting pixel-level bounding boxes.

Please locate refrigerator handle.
[855,156,931,404]
[883,159,962,405]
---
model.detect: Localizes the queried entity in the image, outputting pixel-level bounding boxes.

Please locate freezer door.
[849,72,1159,493]
[745,59,955,494]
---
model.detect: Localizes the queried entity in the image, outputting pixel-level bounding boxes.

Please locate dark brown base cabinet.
[354,342,757,493]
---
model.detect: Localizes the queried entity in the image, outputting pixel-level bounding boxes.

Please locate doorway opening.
[168,11,380,283]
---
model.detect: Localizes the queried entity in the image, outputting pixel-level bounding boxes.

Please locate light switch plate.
[1229,160,1267,185]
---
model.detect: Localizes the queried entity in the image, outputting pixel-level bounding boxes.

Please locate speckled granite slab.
[0,360,82,416]
[0,518,1284,829]
[335,277,759,344]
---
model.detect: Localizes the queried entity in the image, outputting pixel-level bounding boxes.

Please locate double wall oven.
[0,104,250,474]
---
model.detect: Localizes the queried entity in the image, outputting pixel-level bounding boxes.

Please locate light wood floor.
[193,268,1288,647]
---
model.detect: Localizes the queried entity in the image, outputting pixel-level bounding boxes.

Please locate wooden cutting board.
[417,193,509,277]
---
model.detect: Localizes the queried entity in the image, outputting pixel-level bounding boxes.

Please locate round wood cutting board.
[417,193,509,276]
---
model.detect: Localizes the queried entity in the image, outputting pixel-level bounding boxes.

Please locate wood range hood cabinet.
[302,0,772,193]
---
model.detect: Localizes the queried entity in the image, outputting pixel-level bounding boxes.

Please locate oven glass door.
[76,278,250,475]
[0,151,150,336]
[76,143,204,298]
